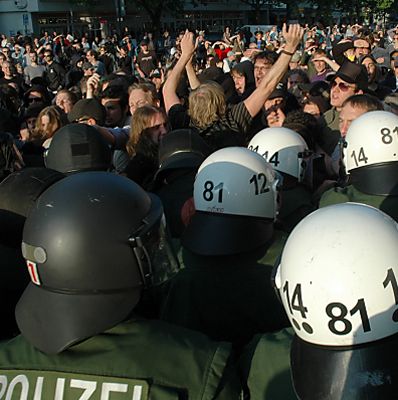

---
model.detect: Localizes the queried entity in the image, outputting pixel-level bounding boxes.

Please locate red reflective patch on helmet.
[26,260,41,285]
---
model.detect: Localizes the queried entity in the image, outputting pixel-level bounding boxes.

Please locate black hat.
[330,61,368,90]
[45,124,111,174]
[140,38,149,46]
[68,99,106,125]
[155,129,211,181]
[82,61,94,70]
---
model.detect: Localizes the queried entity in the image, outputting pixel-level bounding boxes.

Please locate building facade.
[0,0,311,38]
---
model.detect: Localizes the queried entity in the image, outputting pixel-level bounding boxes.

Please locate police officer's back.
[160,147,289,347]
[0,172,241,399]
[319,111,398,221]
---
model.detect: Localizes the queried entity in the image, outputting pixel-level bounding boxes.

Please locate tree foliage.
[127,0,185,32]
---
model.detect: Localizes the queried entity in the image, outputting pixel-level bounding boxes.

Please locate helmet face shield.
[129,209,179,288]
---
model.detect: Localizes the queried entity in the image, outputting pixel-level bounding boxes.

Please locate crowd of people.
[0,19,398,399]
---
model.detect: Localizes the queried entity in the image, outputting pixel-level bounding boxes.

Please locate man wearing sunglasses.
[318,61,368,164]
[43,51,65,93]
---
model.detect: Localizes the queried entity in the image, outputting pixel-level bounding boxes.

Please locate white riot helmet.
[343,111,398,195]
[274,203,398,399]
[182,147,279,256]
[248,127,310,182]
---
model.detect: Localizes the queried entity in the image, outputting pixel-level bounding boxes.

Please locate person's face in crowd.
[129,89,154,115]
[254,58,272,87]
[15,63,23,74]
[362,57,376,81]
[330,77,358,109]
[84,66,95,76]
[303,101,321,118]
[339,103,367,137]
[14,45,20,54]
[55,93,74,114]
[312,57,326,74]
[151,75,162,91]
[29,51,38,64]
[2,47,10,59]
[28,91,44,104]
[287,73,306,90]
[43,52,53,64]
[231,71,246,94]
[101,98,126,127]
[0,54,5,66]
[26,117,37,133]
[140,43,149,53]
[289,60,299,70]
[86,52,95,62]
[2,61,12,77]
[40,115,51,133]
[354,39,370,58]
[147,112,168,144]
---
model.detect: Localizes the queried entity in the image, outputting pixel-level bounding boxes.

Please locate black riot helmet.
[16,172,164,354]
[0,167,64,340]
[44,123,111,174]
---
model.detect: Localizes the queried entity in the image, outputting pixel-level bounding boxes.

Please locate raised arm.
[186,55,201,90]
[244,24,304,118]
[163,31,196,113]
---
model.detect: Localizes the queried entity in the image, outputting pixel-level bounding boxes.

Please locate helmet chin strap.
[349,162,398,196]
[129,236,153,288]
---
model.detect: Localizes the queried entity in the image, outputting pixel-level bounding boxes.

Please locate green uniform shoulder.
[239,328,297,400]
[0,319,241,400]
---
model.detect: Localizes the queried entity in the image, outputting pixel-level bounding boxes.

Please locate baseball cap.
[68,99,106,125]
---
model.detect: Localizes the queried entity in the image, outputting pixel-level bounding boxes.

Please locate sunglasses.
[28,97,42,103]
[331,81,355,91]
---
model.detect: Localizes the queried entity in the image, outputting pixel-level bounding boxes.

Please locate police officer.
[319,111,398,221]
[248,126,315,232]
[160,147,289,347]
[0,172,241,399]
[153,128,211,238]
[276,203,398,398]
[241,203,398,399]
[0,167,64,339]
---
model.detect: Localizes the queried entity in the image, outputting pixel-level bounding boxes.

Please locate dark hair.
[287,68,310,84]
[254,50,278,65]
[283,110,321,150]
[99,85,128,110]
[342,93,383,111]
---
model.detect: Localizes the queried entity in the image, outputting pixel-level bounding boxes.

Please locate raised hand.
[282,23,304,53]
